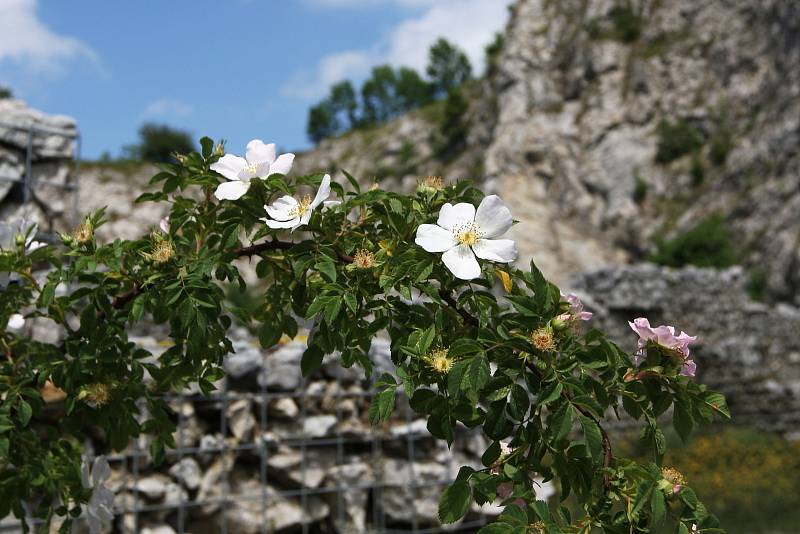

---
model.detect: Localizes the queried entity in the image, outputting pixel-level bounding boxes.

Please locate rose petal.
[472,238,517,263]
[210,154,247,181]
[474,195,513,238]
[214,180,250,201]
[269,153,295,176]
[310,174,332,209]
[415,224,457,252]
[437,202,475,231]
[265,196,298,220]
[245,140,276,164]
[442,244,481,280]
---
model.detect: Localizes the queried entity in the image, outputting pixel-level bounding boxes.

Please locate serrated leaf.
[17,401,32,427]
[579,416,603,461]
[463,355,490,401]
[315,260,337,283]
[369,387,397,425]
[438,480,471,524]
[477,522,515,534]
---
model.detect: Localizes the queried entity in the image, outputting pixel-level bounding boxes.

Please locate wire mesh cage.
[1,332,497,534]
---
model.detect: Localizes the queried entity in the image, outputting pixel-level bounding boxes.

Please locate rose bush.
[0,137,730,533]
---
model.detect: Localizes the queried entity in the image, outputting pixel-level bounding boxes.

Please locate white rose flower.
[81,456,114,534]
[261,174,336,231]
[415,195,517,280]
[211,139,295,201]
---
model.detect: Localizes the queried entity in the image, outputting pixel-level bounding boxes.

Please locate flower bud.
[551,316,568,331]
[214,142,225,156]
[14,234,25,247]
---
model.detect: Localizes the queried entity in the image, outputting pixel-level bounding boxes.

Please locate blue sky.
[0,0,512,159]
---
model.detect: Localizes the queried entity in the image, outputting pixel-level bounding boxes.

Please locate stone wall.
[54,329,498,534]
[572,264,800,438]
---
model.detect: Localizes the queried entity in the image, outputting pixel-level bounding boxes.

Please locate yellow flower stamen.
[428,347,453,374]
[452,222,481,246]
[531,326,556,352]
[150,240,174,263]
[79,383,113,406]
[352,249,376,269]
[288,195,313,218]
[661,466,686,486]
[72,221,93,244]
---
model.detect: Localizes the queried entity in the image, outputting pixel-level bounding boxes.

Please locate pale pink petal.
[474,195,513,238]
[442,244,481,280]
[323,200,341,209]
[210,154,247,181]
[415,224,457,252]
[472,238,517,263]
[159,218,170,234]
[629,318,656,341]
[681,360,696,377]
[245,140,276,164]
[214,180,250,201]
[437,202,476,231]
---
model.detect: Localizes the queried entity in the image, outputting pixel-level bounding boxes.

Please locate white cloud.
[143,99,193,119]
[285,0,512,100]
[0,0,96,74]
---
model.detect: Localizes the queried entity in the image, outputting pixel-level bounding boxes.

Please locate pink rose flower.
[628,318,697,377]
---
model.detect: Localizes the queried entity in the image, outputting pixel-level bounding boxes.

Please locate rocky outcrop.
[0,99,79,232]
[572,264,800,437]
[485,0,800,297]
[299,0,800,304]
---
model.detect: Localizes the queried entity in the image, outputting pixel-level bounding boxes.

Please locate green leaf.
[17,401,32,427]
[650,488,666,526]
[579,416,603,461]
[673,400,694,443]
[369,387,397,425]
[463,355,490,401]
[551,405,573,441]
[315,260,337,283]
[301,345,324,377]
[344,293,357,313]
[477,522,514,534]
[200,137,214,158]
[537,382,562,406]
[702,391,730,419]
[438,480,471,524]
[508,384,530,421]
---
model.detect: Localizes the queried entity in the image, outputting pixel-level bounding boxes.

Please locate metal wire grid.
[0,120,81,229]
[102,364,492,534]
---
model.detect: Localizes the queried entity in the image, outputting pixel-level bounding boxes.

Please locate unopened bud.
[214,142,225,156]
[14,234,25,247]
[172,152,188,165]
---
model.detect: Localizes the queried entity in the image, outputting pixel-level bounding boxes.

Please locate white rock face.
[0,99,79,231]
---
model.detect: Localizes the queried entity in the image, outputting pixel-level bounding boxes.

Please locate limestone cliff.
[299,0,800,302]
